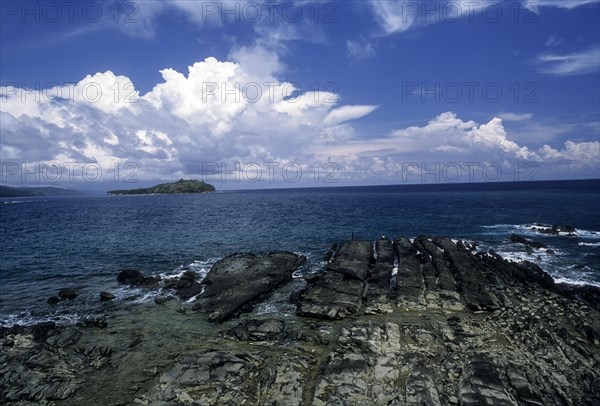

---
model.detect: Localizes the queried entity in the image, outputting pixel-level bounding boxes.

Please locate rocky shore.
[1,236,599,405]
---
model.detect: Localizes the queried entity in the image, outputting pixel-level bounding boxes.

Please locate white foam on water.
[2,200,37,204]
[579,242,600,247]
[554,277,600,288]
[0,310,81,328]
[483,223,600,239]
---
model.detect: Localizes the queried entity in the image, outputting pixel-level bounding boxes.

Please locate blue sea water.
[1,179,599,326]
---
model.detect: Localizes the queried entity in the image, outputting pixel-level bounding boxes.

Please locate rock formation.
[2,237,599,405]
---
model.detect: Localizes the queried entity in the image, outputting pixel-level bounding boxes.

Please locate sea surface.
[1,179,599,327]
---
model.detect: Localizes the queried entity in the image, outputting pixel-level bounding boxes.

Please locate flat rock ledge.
[2,238,599,406]
[191,252,306,322]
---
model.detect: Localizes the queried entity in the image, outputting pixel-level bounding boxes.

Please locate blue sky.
[1,0,599,190]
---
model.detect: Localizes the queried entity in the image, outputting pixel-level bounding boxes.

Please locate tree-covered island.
[108,179,215,195]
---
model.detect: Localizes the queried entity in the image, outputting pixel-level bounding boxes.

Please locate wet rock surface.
[192,252,306,322]
[2,238,600,405]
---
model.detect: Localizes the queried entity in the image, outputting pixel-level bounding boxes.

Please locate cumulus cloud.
[537,45,600,76]
[312,112,599,181]
[0,46,378,185]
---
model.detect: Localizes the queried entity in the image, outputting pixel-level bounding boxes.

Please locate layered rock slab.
[192,252,305,322]
[296,241,372,319]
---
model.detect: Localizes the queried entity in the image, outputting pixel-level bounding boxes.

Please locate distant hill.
[0,185,84,197]
[107,179,216,195]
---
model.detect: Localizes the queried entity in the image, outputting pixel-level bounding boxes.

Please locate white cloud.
[312,112,599,181]
[545,35,564,47]
[537,44,600,76]
[323,105,379,127]
[539,141,600,162]
[346,39,376,62]
[498,112,533,122]
[0,47,378,184]
[366,0,494,36]
[526,0,600,10]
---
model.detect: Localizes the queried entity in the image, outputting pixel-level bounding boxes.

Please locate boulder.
[99,291,115,301]
[116,269,145,285]
[47,296,60,305]
[192,252,306,322]
[58,288,77,300]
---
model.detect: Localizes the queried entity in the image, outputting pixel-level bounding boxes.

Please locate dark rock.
[546,249,555,255]
[394,237,425,307]
[176,271,196,289]
[324,243,338,262]
[154,295,168,305]
[32,321,56,342]
[288,290,304,304]
[99,291,115,301]
[529,241,548,249]
[516,261,555,290]
[47,296,60,305]
[80,316,108,328]
[175,271,202,300]
[406,367,442,405]
[554,283,600,306]
[459,356,517,405]
[560,225,576,233]
[227,319,286,341]
[511,233,547,249]
[326,240,373,281]
[117,269,145,285]
[46,327,82,348]
[436,238,501,310]
[507,365,543,405]
[139,276,159,289]
[297,271,366,319]
[192,252,306,322]
[510,233,530,245]
[58,288,77,300]
[297,241,373,320]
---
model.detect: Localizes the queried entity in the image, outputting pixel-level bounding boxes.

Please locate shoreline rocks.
[2,237,600,405]
[191,252,306,322]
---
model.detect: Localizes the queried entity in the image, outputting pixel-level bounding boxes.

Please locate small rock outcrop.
[192,252,306,322]
[116,269,159,288]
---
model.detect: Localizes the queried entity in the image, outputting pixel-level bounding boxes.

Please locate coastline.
[1,236,599,405]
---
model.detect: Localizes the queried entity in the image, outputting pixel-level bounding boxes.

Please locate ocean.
[1,179,599,327]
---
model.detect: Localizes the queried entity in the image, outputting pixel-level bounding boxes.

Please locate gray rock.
[192,252,305,322]
[459,356,518,406]
[58,288,77,300]
[99,291,115,301]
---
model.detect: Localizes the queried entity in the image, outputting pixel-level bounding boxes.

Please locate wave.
[579,242,600,247]
[2,200,37,204]
[554,277,600,288]
[482,223,600,239]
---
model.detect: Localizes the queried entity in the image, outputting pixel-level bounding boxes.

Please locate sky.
[1,0,599,190]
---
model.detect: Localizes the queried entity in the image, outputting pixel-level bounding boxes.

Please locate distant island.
[107,179,215,195]
[0,185,84,198]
